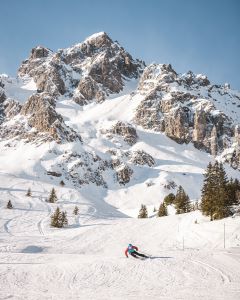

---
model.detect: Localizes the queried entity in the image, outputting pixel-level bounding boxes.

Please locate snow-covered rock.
[134,63,240,168]
[18,32,145,103]
[102,121,138,146]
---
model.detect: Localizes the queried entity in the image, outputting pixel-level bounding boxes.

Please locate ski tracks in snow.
[191,259,231,284]
[2,183,33,236]
[36,195,52,236]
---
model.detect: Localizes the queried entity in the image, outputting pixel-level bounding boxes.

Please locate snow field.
[0,173,240,299]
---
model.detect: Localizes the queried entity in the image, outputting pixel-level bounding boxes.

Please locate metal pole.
[224,223,226,249]
[183,236,184,251]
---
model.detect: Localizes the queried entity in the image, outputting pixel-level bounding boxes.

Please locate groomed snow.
[0,172,240,300]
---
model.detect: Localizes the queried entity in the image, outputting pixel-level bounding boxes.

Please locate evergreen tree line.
[138,161,240,221]
[138,185,192,218]
[158,185,192,217]
[201,161,240,220]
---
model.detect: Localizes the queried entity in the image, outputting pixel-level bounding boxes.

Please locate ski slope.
[0,173,240,300]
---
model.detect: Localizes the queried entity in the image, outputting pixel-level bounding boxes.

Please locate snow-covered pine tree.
[73,206,79,215]
[6,200,13,209]
[174,185,191,214]
[26,188,32,197]
[138,204,148,218]
[157,202,168,217]
[48,188,58,203]
[163,193,175,205]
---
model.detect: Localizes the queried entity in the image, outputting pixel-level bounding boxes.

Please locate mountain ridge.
[0,32,240,216]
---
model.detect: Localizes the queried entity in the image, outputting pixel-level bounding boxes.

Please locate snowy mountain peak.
[18,32,145,103]
[0,33,240,219]
[83,31,112,45]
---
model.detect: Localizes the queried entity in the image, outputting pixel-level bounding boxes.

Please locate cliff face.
[20,93,81,143]
[0,75,81,144]
[18,32,144,103]
[134,64,240,169]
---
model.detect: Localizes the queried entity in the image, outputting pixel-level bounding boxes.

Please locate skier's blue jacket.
[125,245,138,257]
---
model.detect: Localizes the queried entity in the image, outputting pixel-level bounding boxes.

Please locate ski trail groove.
[191,259,231,284]
[36,184,55,236]
[3,219,14,236]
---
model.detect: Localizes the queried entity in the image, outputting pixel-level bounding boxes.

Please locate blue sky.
[0,0,239,89]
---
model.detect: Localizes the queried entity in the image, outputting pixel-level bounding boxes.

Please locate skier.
[125,244,148,259]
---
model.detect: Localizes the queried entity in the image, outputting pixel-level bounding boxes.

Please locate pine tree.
[26,188,32,197]
[226,178,240,206]
[50,207,61,227]
[59,180,65,186]
[6,200,13,209]
[215,163,231,219]
[48,188,58,203]
[234,179,240,204]
[174,186,191,214]
[201,162,216,220]
[201,161,232,220]
[138,204,148,218]
[157,202,168,217]
[73,206,79,215]
[163,193,175,205]
[50,207,68,228]
[60,211,68,227]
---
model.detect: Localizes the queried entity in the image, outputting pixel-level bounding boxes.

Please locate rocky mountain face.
[134,64,240,169]
[18,32,144,103]
[101,121,138,146]
[0,32,240,191]
[0,81,81,144]
[0,79,6,124]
